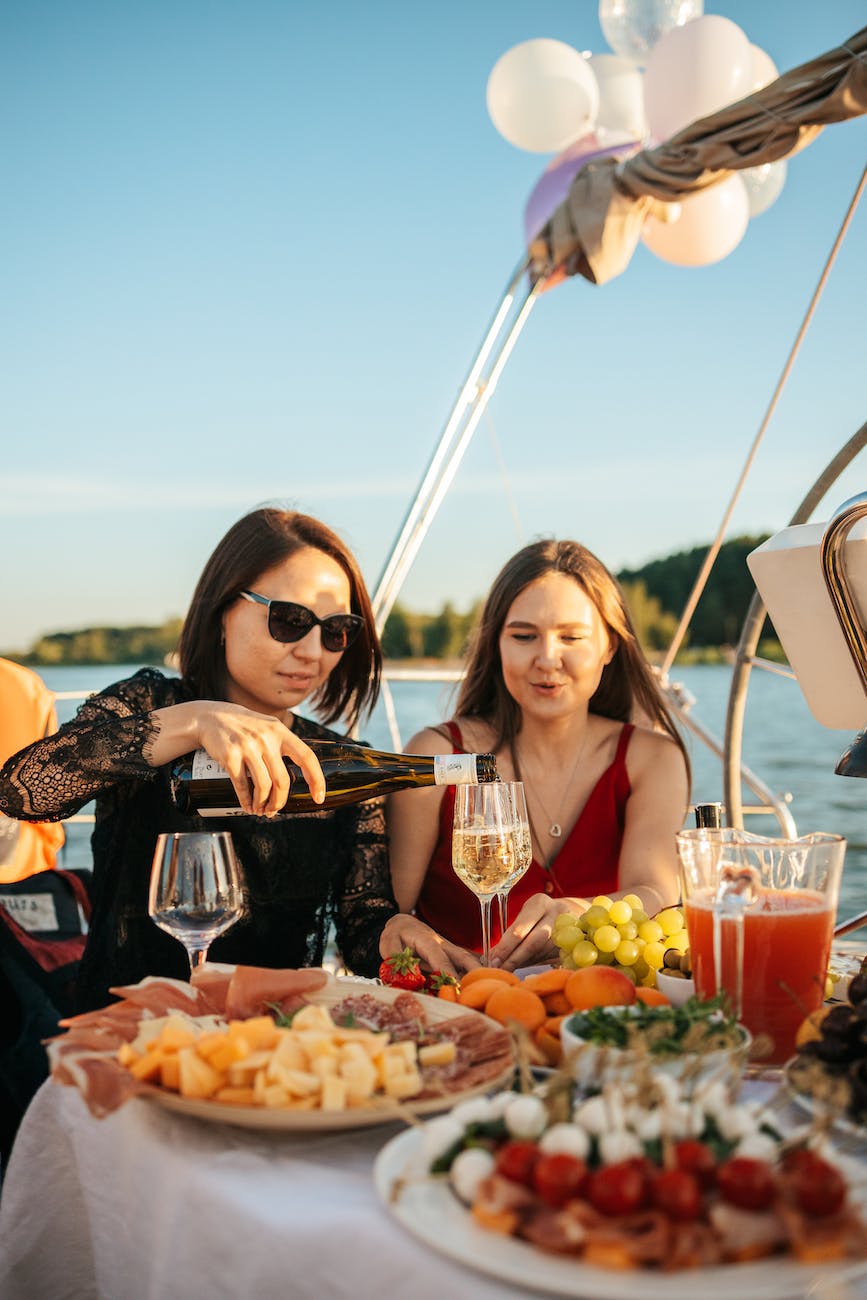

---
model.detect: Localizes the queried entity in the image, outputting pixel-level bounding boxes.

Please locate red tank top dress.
[415,721,634,952]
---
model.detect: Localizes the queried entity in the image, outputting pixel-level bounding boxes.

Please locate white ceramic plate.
[142,978,515,1132]
[374,1127,867,1300]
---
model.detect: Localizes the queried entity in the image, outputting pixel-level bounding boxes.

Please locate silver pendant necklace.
[511,727,590,842]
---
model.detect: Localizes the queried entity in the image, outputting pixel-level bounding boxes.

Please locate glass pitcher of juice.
[676,828,845,1067]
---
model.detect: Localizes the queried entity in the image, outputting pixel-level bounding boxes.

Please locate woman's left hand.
[379,914,481,978]
[488,895,587,971]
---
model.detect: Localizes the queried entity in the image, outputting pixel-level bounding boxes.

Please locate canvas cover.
[529,26,867,286]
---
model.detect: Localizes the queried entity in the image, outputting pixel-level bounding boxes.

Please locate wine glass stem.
[187,945,210,974]
[478,896,493,967]
[497,892,509,938]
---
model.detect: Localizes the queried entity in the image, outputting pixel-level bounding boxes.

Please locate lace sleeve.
[334,795,397,978]
[0,669,177,823]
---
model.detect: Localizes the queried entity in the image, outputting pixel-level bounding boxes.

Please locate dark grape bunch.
[789,963,867,1121]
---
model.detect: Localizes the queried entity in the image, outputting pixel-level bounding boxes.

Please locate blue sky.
[3,0,866,651]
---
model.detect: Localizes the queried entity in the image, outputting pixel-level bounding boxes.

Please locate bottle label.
[191,749,230,779]
[433,754,480,786]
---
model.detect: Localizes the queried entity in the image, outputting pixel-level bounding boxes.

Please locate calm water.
[40,661,867,923]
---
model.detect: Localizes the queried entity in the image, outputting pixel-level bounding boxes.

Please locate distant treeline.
[7,536,781,667]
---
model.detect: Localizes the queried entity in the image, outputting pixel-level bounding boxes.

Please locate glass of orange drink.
[676,828,845,1067]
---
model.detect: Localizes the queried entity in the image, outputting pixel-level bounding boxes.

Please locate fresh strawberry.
[379,947,426,991]
[426,970,460,993]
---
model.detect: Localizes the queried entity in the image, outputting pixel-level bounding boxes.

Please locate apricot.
[460,967,520,989]
[540,991,572,1016]
[521,968,571,996]
[457,978,509,1009]
[564,966,637,1011]
[635,987,671,1007]
[484,984,547,1032]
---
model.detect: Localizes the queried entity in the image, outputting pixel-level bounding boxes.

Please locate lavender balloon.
[523,134,640,243]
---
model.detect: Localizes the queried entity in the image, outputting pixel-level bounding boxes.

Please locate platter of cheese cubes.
[51,967,515,1131]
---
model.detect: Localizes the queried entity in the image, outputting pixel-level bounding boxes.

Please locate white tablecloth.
[0,1081,555,1300]
[6,1079,867,1300]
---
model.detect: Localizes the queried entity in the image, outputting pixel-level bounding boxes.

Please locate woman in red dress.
[385,539,690,972]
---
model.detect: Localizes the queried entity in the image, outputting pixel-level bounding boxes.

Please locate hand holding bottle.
[170,739,498,819]
[148,700,326,816]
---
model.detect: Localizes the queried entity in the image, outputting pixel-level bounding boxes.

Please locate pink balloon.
[523,133,640,242]
[643,15,753,142]
[641,175,749,266]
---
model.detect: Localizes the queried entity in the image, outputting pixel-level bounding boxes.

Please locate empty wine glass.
[148,831,245,974]
[453,782,529,966]
[495,782,532,939]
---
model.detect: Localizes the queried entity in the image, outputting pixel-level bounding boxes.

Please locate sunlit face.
[498,572,615,719]
[221,547,352,716]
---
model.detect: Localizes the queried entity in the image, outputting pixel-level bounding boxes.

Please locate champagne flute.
[453,783,526,966]
[148,831,245,974]
[495,782,532,939]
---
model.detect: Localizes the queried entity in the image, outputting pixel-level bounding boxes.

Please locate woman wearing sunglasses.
[0,507,440,1011]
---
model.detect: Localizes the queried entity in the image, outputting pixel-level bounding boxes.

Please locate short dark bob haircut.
[178,507,381,731]
[456,538,690,778]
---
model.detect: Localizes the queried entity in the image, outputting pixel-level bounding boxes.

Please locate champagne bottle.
[694,802,723,829]
[169,741,499,818]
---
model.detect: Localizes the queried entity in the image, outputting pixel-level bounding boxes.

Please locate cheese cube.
[177,1048,222,1099]
[383,1070,423,1100]
[341,1057,377,1105]
[320,1075,348,1110]
[418,1041,457,1067]
[291,1005,335,1032]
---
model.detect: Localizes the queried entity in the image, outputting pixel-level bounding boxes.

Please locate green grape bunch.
[551,895,690,989]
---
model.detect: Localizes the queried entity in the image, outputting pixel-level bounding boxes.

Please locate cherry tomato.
[625,1155,656,1188]
[531,1153,589,1208]
[673,1139,717,1189]
[494,1140,539,1187]
[588,1161,647,1217]
[650,1169,703,1221]
[781,1152,846,1217]
[716,1157,776,1211]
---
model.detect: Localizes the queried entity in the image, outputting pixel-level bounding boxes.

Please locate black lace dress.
[0,669,397,1011]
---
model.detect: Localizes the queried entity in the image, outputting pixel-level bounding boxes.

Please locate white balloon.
[643,15,753,142]
[589,53,648,143]
[741,159,787,218]
[749,44,779,93]
[599,0,703,66]
[641,174,750,266]
[486,39,599,153]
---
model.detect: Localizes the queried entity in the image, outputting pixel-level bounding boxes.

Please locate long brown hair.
[178,507,381,730]
[456,538,689,777]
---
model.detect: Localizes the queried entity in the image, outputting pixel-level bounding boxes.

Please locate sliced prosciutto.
[219,965,329,1020]
[108,974,221,1016]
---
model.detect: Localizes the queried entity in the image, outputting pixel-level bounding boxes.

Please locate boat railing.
[49,663,797,837]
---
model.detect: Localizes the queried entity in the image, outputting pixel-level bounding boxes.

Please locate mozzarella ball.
[538,1123,591,1160]
[629,1107,663,1142]
[487,1090,518,1118]
[735,1131,779,1162]
[715,1106,758,1143]
[503,1095,548,1140]
[572,1096,609,1136]
[449,1147,496,1204]
[598,1130,643,1165]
